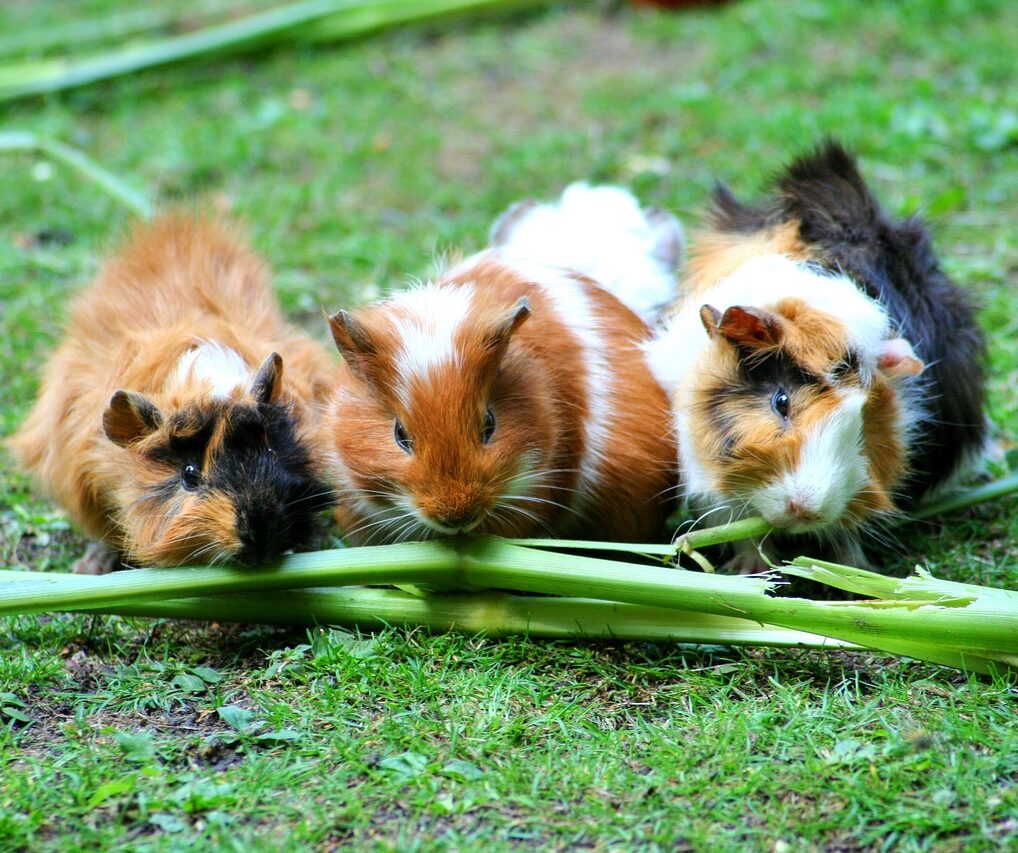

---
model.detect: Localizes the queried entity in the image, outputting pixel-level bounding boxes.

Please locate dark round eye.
[481,408,496,444]
[181,464,201,491]
[393,419,413,454]
[772,388,790,419]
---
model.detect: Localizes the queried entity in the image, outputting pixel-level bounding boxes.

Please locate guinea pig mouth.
[418,512,486,536]
[760,503,834,534]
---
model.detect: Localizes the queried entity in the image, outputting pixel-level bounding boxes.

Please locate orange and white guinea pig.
[10,214,336,574]
[319,184,683,544]
[643,141,988,568]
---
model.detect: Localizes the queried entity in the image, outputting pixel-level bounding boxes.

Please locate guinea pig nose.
[785,500,819,523]
[436,507,483,531]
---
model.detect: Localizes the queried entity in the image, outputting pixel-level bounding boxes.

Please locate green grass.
[3,0,1018,848]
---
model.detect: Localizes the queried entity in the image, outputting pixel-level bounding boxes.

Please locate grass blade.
[0,131,151,217]
[0,0,543,102]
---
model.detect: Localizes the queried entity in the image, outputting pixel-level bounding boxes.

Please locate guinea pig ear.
[877,337,925,379]
[486,296,531,355]
[716,305,784,349]
[327,308,376,381]
[700,304,723,337]
[251,352,283,405]
[103,390,163,447]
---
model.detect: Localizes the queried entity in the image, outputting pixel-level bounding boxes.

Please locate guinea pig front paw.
[72,541,121,575]
[720,540,774,575]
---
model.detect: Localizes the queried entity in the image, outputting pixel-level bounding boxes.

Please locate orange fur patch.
[682,221,812,301]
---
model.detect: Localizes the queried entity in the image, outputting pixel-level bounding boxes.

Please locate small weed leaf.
[112,730,156,763]
[1,695,32,725]
[823,739,879,766]
[311,627,379,661]
[148,813,187,833]
[254,728,303,745]
[171,673,206,694]
[379,751,429,780]
[191,666,222,684]
[1,706,32,724]
[171,779,235,813]
[86,775,136,809]
[217,704,257,733]
[441,759,484,782]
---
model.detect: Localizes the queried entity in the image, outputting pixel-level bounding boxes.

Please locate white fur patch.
[493,182,683,323]
[749,391,869,530]
[494,256,614,510]
[389,283,474,404]
[174,341,250,399]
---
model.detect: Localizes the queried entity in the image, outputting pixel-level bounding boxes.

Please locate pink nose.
[786,500,819,522]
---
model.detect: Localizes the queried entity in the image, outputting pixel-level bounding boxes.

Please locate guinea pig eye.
[771,388,791,420]
[481,407,496,444]
[393,419,413,455]
[181,463,201,491]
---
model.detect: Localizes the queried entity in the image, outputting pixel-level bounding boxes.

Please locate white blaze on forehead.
[174,341,250,399]
[389,283,474,402]
[750,390,869,529]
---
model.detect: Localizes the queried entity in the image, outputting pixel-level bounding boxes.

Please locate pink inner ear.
[878,337,924,378]
[719,305,782,348]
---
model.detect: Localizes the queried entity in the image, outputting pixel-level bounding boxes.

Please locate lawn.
[2,0,1018,848]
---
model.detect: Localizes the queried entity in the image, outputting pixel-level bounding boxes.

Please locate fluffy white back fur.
[493,182,683,323]
[174,341,250,399]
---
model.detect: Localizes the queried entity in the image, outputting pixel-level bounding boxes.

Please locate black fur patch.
[709,140,988,502]
[144,400,334,563]
[702,350,829,453]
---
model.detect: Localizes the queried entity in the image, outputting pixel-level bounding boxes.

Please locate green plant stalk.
[0,541,453,616]
[459,542,1018,656]
[783,557,1018,605]
[2,537,1015,653]
[909,471,1018,520]
[0,131,152,217]
[502,538,678,558]
[4,564,1008,674]
[673,516,773,553]
[85,587,858,648]
[0,0,543,102]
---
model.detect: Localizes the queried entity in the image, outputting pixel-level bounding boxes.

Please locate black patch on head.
[707,139,988,501]
[738,349,822,391]
[143,400,334,564]
[830,350,862,384]
[703,351,827,454]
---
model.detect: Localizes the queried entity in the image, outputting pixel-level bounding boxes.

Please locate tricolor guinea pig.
[644,141,988,568]
[9,214,336,574]
[320,186,682,544]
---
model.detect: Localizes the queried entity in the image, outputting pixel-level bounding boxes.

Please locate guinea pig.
[319,224,679,545]
[9,214,336,574]
[643,141,988,568]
